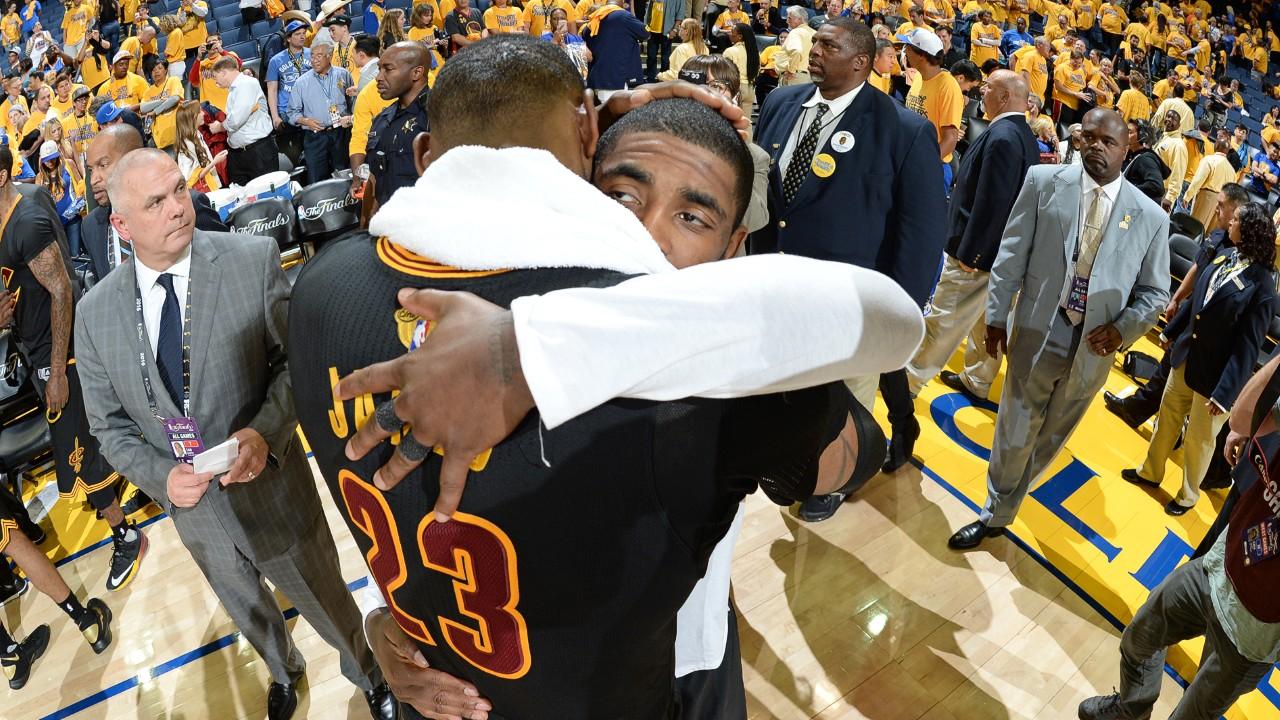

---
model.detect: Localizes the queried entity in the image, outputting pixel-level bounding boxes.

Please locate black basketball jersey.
[0,184,79,369]
[289,233,845,719]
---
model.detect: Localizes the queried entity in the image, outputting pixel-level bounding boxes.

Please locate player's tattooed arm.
[30,241,74,412]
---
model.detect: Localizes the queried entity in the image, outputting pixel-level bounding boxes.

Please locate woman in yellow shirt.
[0,6,20,49]
[657,17,705,81]
[141,58,182,149]
[722,22,757,118]
[483,0,525,34]
[1089,57,1120,109]
[1147,13,1169,73]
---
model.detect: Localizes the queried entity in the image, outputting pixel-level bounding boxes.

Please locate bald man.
[361,42,430,210]
[907,70,1039,402]
[82,125,226,282]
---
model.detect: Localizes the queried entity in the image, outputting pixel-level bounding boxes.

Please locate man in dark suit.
[81,125,226,282]
[581,0,648,94]
[752,17,946,521]
[906,69,1039,403]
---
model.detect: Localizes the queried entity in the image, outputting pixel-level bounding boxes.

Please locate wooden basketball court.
[5,338,1278,719]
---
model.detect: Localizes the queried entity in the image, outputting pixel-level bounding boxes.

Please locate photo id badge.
[1243,516,1280,566]
[1066,275,1089,314]
[164,417,206,464]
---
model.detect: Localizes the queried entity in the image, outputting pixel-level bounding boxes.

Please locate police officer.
[360,41,430,210]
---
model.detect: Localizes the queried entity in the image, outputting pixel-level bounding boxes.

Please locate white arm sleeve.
[512,254,926,429]
[359,580,389,643]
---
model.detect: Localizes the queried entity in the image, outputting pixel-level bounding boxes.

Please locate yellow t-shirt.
[119,36,156,75]
[1165,29,1190,59]
[96,73,148,108]
[1254,45,1270,73]
[143,76,183,148]
[523,0,575,36]
[1117,88,1151,121]
[1151,77,1173,104]
[165,28,186,63]
[869,70,891,94]
[1006,0,1031,22]
[60,111,97,157]
[922,0,953,23]
[970,22,1000,65]
[121,0,140,23]
[1098,3,1126,33]
[906,70,964,162]
[1147,27,1167,51]
[1053,61,1087,109]
[195,55,231,110]
[1013,45,1048,101]
[483,5,524,32]
[1123,21,1149,48]
[179,0,208,50]
[714,9,750,32]
[80,54,111,92]
[62,2,92,47]
[408,24,434,41]
[1270,30,1280,52]
[20,110,47,139]
[1,13,21,45]
[1070,0,1092,29]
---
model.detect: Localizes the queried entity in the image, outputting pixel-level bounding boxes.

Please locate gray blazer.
[986,164,1170,400]
[75,231,320,564]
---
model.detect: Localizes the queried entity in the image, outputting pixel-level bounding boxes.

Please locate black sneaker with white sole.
[2,624,50,689]
[105,524,147,592]
[0,572,28,607]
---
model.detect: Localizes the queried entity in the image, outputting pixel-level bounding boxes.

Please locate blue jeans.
[99,21,120,56]
[64,216,82,257]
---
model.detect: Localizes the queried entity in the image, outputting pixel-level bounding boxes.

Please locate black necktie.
[782,103,829,206]
[155,273,184,410]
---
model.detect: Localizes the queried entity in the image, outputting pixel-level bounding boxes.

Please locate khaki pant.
[1138,364,1225,508]
[782,70,811,86]
[906,256,1001,398]
[1189,187,1220,231]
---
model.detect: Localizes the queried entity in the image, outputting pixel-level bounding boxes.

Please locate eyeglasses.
[707,79,730,94]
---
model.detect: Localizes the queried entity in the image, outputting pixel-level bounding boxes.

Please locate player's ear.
[578,89,600,163]
[413,131,431,176]
[721,225,748,260]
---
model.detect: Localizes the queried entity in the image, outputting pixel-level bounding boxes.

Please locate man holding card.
[73,149,398,720]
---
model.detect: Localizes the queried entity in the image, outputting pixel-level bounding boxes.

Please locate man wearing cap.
[286,37,353,184]
[324,15,357,78]
[210,55,279,184]
[267,19,311,138]
[61,85,96,161]
[899,27,964,188]
[358,42,428,210]
[95,50,146,113]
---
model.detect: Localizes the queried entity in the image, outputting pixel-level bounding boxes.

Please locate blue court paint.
[39,575,369,720]
[1129,528,1194,591]
[928,391,999,461]
[1028,458,1123,562]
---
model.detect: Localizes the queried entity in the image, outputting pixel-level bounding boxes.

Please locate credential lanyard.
[133,272,193,420]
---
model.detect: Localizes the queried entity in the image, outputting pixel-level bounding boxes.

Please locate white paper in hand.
[193,437,240,476]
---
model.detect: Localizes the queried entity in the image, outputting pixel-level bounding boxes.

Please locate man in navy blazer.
[906,69,1040,402]
[752,17,946,521]
[582,0,648,93]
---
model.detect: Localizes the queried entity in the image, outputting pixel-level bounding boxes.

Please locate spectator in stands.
[1155,108,1189,209]
[61,86,95,159]
[1123,118,1169,202]
[710,0,749,52]
[211,54,277,185]
[379,8,407,48]
[723,22,758,117]
[807,0,844,32]
[1053,50,1090,125]
[1185,135,1239,228]
[659,17,704,82]
[546,11,589,80]
[1123,197,1277,519]
[241,0,266,27]
[1231,123,1257,169]
[1244,140,1280,196]
[118,24,155,75]
[901,28,964,188]
[1117,70,1150,122]
[776,6,814,86]
[407,5,448,63]
[96,50,145,113]
[351,33,380,93]
[34,139,85,252]
[581,0,646,96]
[286,38,353,184]
[443,0,483,54]
[969,10,999,67]
[191,34,239,112]
[1001,16,1032,58]
[141,56,182,150]
[266,19,310,132]
[869,36,893,94]
[174,100,225,192]
[1012,36,1051,107]
[936,25,964,69]
[76,28,111,92]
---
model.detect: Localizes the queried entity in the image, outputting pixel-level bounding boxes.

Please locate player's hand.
[1225,429,1249,466]
[222,427,269,485]
[43,369,68,414]
[984,325,1007,358]
[366,609,491,720]
[1086,323,1123,356]
[0,289,15,325]
[166,462,214,508]
[596,81,749,139]
[336,289,535,521]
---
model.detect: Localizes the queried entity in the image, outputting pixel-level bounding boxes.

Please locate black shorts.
[32,361,119,510]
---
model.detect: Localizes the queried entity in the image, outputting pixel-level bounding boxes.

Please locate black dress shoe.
[796,400,888,522]
[947,520,1005,550]
[1164,499,1193,516]
[939,370,986,404]
[882,416,921,474]
[268,681,299,720]
[1,623,49,690]
[1103,391,1145,429]
[364,683,401,720]
[1200,476,1233,491]
[1121,468,1160,488]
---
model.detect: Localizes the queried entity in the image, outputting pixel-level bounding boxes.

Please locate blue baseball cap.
[284,19,308,36]
[96,101,123,125]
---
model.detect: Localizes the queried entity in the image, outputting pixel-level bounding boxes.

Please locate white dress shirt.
[1077,169,1122,255]
[222,73,273,149]
[778,83,864,178]
[134,246,191,357]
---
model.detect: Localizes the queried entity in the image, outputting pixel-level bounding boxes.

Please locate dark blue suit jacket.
[945,115,1039,272]
[582,10,648,91]
[1165,235,1277,409]
[751,83,946,306]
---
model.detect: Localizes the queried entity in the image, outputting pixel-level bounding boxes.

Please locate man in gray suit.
[948,108,1171,550]
[73,149,398,720]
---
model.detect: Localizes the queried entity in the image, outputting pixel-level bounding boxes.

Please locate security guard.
[363,41,431,209]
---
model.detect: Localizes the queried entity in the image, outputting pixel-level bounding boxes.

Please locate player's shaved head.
[87,124,144,207]
[426,34,595,178]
